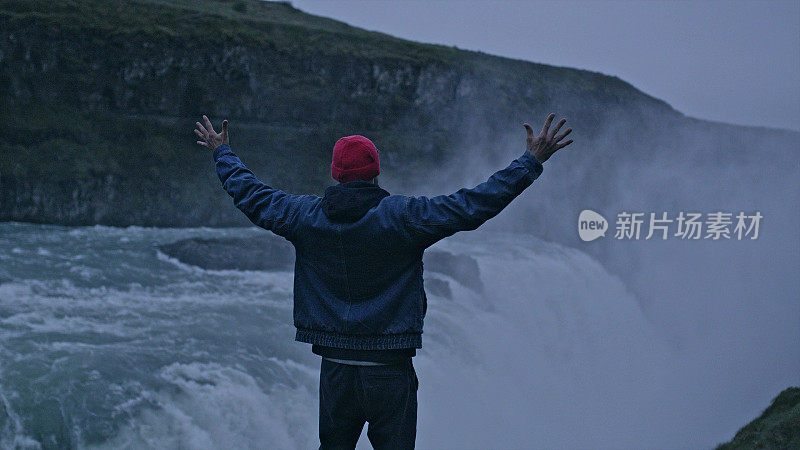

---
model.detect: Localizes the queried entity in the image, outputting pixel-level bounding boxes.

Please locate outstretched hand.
[194,115,229,151]
[523,113,573,163]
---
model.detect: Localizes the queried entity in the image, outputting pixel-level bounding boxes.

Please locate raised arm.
[195,116,308,239]
[404,113,573,248]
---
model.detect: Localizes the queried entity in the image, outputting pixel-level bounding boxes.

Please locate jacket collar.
[321,180,390,222]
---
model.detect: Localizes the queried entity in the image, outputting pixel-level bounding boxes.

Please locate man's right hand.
[523,113,573,163]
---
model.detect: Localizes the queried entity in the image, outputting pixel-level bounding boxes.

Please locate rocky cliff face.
[0,0,796,231]
[0,2,671,129]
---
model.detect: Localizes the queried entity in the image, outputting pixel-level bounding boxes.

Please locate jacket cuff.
[213,143,233,161]
[516,150,544,182]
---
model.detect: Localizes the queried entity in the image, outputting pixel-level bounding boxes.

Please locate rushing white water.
[0,221,797,449]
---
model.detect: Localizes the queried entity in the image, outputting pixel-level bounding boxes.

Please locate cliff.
[0,0,797,230]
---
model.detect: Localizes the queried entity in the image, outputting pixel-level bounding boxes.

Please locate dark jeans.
[318,357,418,449]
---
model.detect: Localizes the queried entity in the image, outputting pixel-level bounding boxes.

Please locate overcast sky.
[288,0,800,131]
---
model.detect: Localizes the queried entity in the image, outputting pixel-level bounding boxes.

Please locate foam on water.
[92,361,319,450]
[0,222,797,449]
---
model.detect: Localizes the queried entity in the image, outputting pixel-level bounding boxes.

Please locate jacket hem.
[296,328,422,350]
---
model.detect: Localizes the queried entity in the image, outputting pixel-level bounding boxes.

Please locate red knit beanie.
[331,135,380,183]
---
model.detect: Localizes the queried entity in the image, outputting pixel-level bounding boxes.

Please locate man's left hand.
[194,115,229,151]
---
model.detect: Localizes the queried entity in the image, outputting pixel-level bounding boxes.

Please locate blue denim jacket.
[213,144,543,350]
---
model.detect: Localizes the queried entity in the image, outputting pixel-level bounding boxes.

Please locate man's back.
[209,143,544,351]
[196,113,573,449]
[291,185,427,349]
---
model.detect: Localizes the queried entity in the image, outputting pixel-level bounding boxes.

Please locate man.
[194,113,572,449]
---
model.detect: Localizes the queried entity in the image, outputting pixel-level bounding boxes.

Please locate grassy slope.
[1,0,459,61]
[716,387,800,450]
